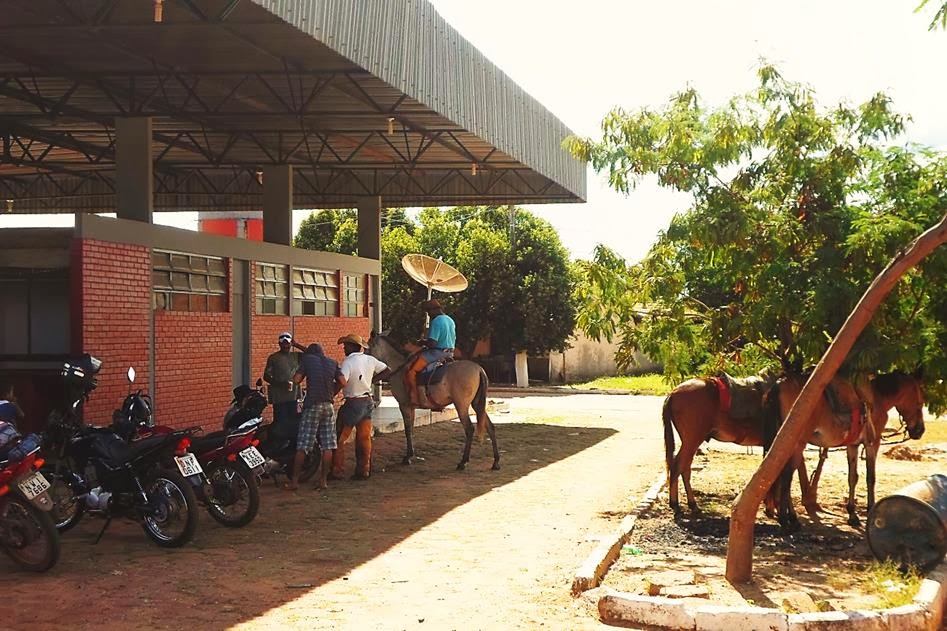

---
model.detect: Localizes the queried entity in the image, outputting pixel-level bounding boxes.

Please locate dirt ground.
[0,393,667,631]
[4,395,942,630]
[605,427,947,614]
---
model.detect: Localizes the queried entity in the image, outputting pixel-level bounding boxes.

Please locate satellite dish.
[401,254,468,332]
[401,254,468,297]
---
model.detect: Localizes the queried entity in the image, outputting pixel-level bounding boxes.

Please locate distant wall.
[548,332,660,383]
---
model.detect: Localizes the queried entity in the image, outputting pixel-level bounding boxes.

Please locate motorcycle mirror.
[127,367,136,383]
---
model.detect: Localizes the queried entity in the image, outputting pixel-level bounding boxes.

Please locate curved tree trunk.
[726,212,947,584]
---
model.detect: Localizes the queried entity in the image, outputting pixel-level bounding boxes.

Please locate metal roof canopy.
[0,0,586,213]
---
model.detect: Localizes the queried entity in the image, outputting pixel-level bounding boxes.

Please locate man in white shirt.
[330,333,390,480]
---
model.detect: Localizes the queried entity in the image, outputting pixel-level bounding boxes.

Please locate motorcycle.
[139,401,265,529]
[238,381,321,485]
[41,355,201,548]
[0,430,60,571]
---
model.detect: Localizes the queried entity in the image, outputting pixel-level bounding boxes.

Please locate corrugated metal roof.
[0,0,586,212]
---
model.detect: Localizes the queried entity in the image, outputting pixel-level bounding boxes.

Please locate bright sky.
[3,1,946,263]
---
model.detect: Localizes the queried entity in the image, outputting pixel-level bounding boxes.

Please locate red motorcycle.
[0,431,60,571]
[137,411,264,528]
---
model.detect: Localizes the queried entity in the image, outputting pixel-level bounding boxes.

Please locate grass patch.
[861,560,922,608]
[570,373,670,395]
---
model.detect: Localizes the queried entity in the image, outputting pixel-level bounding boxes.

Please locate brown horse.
[766,371,925,529]
[663,374,776,514]
[367,332,500,471]
[803,371,926,523]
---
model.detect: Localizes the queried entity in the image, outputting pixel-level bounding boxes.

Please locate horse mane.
[373,334,407,359]
[871,371,908,398]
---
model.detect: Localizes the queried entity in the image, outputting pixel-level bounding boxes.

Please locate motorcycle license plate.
[16,472,51,501]
[174,453,204,477]
[239,446,266,469]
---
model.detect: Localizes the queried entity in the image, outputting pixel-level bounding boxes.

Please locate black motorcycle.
[42,355,201,548]
[231,381,320,485]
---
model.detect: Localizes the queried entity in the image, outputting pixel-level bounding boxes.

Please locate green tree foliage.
[567,66,947,411]
[916,0,947,29]
[294,206,577,358]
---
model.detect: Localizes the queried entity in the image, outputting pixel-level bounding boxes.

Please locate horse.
[802,371,926,522]
[367,332,500,471]
[663,373,778,514]
[765,370,925,530]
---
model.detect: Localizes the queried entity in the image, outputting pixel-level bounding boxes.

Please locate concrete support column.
[358,196,384,403]
[262,165,293,246]
[115,117,153,223]
[357,196,382,260]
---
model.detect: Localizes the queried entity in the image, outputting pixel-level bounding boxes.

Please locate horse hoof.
[491,462,501,471]
[456,462,467,471]
[847,515,861,528]
[402,457,412,465]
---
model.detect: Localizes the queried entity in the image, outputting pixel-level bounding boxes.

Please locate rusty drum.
[867,474,947,570]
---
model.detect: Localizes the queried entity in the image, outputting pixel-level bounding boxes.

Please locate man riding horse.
[405,299,456,407]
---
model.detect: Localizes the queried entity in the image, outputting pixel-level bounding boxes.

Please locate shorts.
[337,398,375,428]
[297,402,336,453]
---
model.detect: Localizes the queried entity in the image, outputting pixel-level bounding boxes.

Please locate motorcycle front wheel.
[0,496,61,572]
[141,469,199,548]
[205,462,259,528]
[41,467,85,532]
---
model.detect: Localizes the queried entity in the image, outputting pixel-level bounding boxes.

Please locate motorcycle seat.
[127,434,172,458]
[190,432,227,454]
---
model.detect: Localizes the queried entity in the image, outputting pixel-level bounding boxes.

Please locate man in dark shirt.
[290,343,345,490]
[262,332,302,443]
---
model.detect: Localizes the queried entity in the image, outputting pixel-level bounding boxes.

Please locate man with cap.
[405,299,456,406]
[290,343,345,490]
[331,333,390,480]
[262,332,302,444]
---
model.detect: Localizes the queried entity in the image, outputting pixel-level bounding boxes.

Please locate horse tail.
[662,394,675,476]
[473,367,490,440]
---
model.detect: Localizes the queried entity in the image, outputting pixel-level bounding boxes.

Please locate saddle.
[407,356,454,411]
[418,358,451,386]
[714,372,769,420]
[823,382,866,445]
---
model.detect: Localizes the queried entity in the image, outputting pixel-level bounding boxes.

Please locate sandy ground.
[0,393,667,630]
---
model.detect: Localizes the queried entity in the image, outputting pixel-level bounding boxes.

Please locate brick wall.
[72,239,151,424]
[154,310,233,430]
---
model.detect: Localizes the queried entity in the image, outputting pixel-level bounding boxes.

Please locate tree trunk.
[515,351,530,387]
[726,212,947,584]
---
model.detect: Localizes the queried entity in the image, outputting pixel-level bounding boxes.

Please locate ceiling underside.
[0,0,586,212]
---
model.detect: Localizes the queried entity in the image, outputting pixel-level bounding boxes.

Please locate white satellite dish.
[401,254,468,331]
[401,254,468,298]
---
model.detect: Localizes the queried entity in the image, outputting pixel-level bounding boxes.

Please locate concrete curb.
[572,475,947,630]
[571,473,666,595]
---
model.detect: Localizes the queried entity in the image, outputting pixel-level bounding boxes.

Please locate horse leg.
[864,438,880,513]
[456,408,475,471]
[845,444,860,528]
[778,453,801,533]
[804,448,830,516]
[486,415,501,471]
[399,404,419,465]
[675,438,701,513]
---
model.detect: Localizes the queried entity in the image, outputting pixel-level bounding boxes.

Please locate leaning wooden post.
[725,212,947,584]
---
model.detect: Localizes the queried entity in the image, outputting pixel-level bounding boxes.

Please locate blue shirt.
[295,353,342,406]
[427,314,456,350]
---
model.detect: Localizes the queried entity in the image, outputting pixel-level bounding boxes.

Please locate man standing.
[290,343,344,490]
[405,299,456,406]
[331,333,390,480]
[262,332,301,444]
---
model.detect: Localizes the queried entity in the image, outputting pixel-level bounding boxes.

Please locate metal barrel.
[867,474,947,570]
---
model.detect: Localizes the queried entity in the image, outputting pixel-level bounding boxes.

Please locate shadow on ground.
[0,420,615,629]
